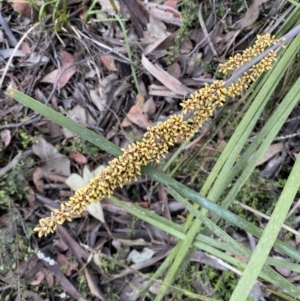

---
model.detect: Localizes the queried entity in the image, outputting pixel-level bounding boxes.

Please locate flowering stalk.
[34,34,280,237]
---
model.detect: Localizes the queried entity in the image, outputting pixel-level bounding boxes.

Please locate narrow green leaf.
[230,153,300,300]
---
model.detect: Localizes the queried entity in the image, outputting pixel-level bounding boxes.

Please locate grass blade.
[229,153,300,301]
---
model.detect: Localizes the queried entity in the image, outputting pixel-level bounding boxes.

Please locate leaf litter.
[0,0,299,300]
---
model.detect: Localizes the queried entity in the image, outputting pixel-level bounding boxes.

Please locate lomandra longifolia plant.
[34,34,283,237]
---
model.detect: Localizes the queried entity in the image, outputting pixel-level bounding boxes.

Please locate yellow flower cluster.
[34,34,280,237]
[219,34,276,74]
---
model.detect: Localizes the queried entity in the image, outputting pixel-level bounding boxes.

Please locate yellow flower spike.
[228,84,241,98]
[34,227,45,238]
[237,78,249,91]
[219,34,278,75]
[34,34,280,237]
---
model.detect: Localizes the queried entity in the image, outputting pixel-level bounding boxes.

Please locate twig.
[0,2,17,47]
[0,23,39,89]
[198,3,218,57]
[0,150,33,178]
[0,114,42,130]
[233,200,300,238]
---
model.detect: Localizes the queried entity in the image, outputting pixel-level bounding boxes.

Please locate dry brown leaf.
[46,173,68,183]
[180,39,193,54]
[27,187,36,208]
[121,117,132,127]
[143,33,176,56]
[256,143,283,166]
[240,0,269,29]
[40,69,58,85]
[164,0,178,8]
[142,54,190,96]
[167,62,181,79]
[90,89,107,112]
[22,52,49,66]
[1,129,11,149]
[53,239,69,252]
[145,15,169,40]
[69,150,87,164]
[32,137,71,177]
[55,50,76,89]
[47,120,62,138]
[33,167,44,193]
[148,84,183,98]
[11,0,31,18]
[84,268,106,301]
[143,97,156,116]
[106,126,118,140]
[22,42,31,54]
[33,120,51,134]
[143,2,182,26]
[63,105,97,139]
[45,270,54,287]
[6,78,17,95]
[30,271,45,286]
[123,94,152,128]
[57,253,78,277]
[100,54,117,71]
[186,53,203,76]
[22,290,44,301]
[19,74,33,89]
[40,50,76,89]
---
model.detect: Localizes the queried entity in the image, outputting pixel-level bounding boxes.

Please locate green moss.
[78,273,89,295]
[0,158,35,283]
[19,129,36,149]
[104,285,120,301]
[199,60,217,75]
[158,263,239,300]
[199,265,239,300]
[166,0,198,64]
[172,263,198,300]
[230,170,279,224]
[1,160,33,201]
[216,2,227,19]
[64,138,100,157]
